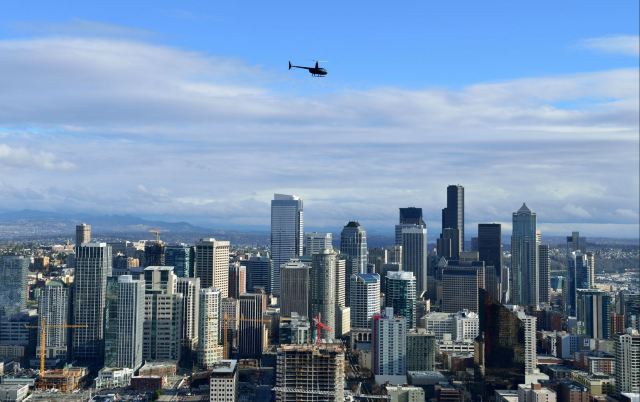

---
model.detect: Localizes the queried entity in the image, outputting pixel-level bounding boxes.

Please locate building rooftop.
[354,273,380,283]
[210,359,237,374]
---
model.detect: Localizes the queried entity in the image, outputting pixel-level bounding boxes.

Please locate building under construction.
[274,343,345,402]
[37,367,87,392]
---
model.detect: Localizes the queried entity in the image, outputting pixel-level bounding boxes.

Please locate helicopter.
[288,60,327,77]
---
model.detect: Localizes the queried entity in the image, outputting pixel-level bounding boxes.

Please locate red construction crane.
[312,313,332,344]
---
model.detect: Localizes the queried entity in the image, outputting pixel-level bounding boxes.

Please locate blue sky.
[0,1,638,237]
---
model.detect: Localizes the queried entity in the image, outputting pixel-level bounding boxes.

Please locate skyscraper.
[441,265,482,314]
[143,266,184,361]
[280,260,310,318]
[195,238,230,295]
[243,255,271,294]
[198,288,223,368]
[577,289,611,340]
[437,227,461,260]
[478,223,502,281]
[37,279,69,360]
[340,221,368,276]
[395,207,425,244]
[304,232,332,256]
[164,244,193,278]
[228,263,246,299]
[538,243,550,305]
[144,241,165,267]
[373,307,407,376]
[614,329,640,396]
[0,255,29,316]
[511,203,539,307]
[238,290,267,358]
[350,273,381,330]
[310,249,337,341]
[385,271,416,329]
[72,243,112,366]
[104,275,145,370]
[176,277,200,353]
[75,223,91,246]
[441,185,464,253]
[401,225,428,297]
[270,193,304,296]
[566,251,593,316]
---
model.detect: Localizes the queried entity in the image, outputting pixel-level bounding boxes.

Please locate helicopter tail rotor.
[288,61,292,70]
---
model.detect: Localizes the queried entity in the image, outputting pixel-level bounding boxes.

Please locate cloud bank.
[0,36,638,237]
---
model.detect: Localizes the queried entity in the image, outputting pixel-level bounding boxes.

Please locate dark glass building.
[441,185,464,253]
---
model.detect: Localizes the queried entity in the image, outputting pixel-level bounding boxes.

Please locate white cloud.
[0,35,637,235]
[579,35,640,57]
[0,143,75,171]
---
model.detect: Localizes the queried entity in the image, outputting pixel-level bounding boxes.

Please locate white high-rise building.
[614,328,640,395]
[72,243,112,365]
[198,288,222,368]
[421,310,479,341]
[271,194,304,296]
[176,278,200,352]
[37,279,69,359]
[143,266,183,361]
[310,249,336,342]
[104,275,145,370]
[195,238,230,295]
[304,232,332,256]
[373,307,407,376]
[350,273,380,330]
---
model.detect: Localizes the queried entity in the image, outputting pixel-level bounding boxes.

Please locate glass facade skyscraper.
[510,203,539,307]
[270,193,303,296]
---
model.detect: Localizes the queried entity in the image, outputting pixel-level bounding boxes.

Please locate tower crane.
[24,318,87,384]
[312,313,332,344]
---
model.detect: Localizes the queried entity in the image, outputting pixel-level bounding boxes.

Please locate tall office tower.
[195,238,230,295]
[270,193,304,296]
[401,225,428,297]
[350,273,381,330]
[406,328,436,371]
[373,307,407,376]
[478,223,502,278]
[310,249,337,341]
[144,241,165,267]
[176,277,200,352]
[0,255,29,316]
[75,223,91,246]
[385,271,416,329]
[209,360,238,402]
[437,228,461,260]
[304,232,332,256]
[566,231,585,253]
[395,207,425,244]
[441,185,465,253]
[164,244,193,278]
[614,329,640,396]
[198,288,223,368]
[577,289,611,340]
[104,275,145,370]
[238,290,267,358]
[511,203,539,307]
[441,266,482,313]
[143,266,184,361]
[340,221,368,276]
[243,255,271,294]
[275,344,345,402]
[72,243,112,365]
[228,263,246,299]
[37,279,69,360]
[566,251,593,316]
[280,260,311,317]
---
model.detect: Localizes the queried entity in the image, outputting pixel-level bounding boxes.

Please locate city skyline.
[0,3,638,238]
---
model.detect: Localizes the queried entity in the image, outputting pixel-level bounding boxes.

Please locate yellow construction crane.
[25,318,88,378]
[222,314,292,359]
[149,228,162,242]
